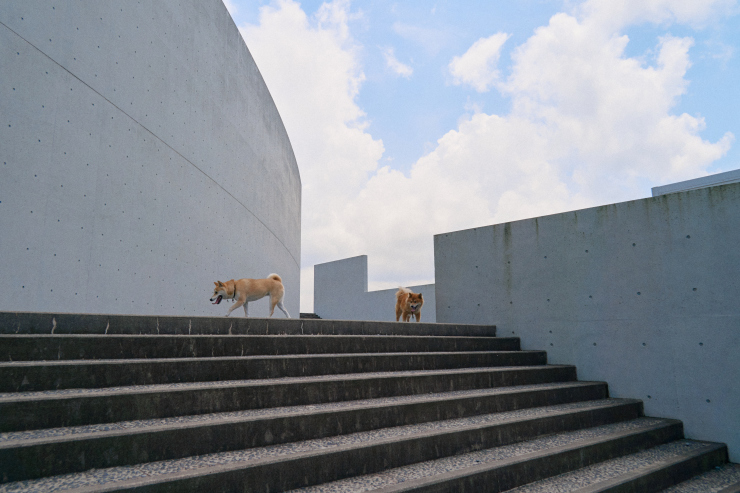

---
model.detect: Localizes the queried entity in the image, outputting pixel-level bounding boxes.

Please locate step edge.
[0,365,578,402]
[566,441,728,493]
[3,402,653,492]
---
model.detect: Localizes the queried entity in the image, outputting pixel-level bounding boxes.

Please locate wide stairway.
[1,312,738,492]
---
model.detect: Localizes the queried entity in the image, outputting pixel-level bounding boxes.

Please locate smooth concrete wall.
[435,183,740,462]
[0,1,300,317]
[314,255,436,322]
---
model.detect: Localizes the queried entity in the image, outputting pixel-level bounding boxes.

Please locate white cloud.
[350,2,732,285]
[392,22,449,55]
[383,47,413,78]
[577,0,739,30]
[242,0,734,311]
[449,32,511,92]
[242,0,384,311]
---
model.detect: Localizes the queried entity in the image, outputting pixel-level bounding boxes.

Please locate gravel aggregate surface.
[659,463,740,492]
[0,381,594,444]
[0,401,646,492]
[287,418,668,492]
[502,440,716,492]
[0,365,566,402]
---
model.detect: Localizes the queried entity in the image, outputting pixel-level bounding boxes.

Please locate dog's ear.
[418,293,423,299]
[217,281,224,287]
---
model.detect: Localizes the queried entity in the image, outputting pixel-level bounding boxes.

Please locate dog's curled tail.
[396,286,411,298]
[268,273,283,283]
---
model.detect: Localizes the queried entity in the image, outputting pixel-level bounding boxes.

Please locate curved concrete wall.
[0,1,300,317]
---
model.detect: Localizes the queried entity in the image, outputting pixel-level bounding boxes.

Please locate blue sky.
[223,0,740,311]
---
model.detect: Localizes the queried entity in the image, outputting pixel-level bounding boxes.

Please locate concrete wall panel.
[0,1,300,317]
[435,183,740,461]
[314,255,436,322]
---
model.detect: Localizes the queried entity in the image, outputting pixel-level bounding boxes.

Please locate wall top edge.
[651,168,740,197]
[434,181,740,239]
[314,255,368,268]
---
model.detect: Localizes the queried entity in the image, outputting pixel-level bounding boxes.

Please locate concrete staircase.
[1,312,738,492]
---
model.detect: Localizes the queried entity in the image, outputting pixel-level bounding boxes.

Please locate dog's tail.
[396,286,411,298]
[268,273,283,283]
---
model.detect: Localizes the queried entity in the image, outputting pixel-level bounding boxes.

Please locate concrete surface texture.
[0,1,300,317]
[434,182,740,462]
[652,167,740,196]
[314,255,436,322]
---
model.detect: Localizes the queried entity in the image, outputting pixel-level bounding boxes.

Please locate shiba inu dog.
[210,274,290,318]
[395,287,424,322]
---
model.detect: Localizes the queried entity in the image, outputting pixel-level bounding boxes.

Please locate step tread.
[0,414,668,493]
[0,350,543,367]
[502,440,725,492]
[0,364,574,402]
[0,312,497,336]
[0,334,511,340]
[287,436,716,493]
[659,463,740,493]
[0,382,605,447]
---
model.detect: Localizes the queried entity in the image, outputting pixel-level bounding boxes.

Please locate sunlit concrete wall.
[0,1,300,317]
[435,182,740,461]
[314,255,436,322]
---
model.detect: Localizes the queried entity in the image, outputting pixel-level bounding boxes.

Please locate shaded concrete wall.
[0,1,300,317]
[314,255,436,322]
[435,182,740,461]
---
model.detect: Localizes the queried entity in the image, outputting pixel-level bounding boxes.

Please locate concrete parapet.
[652,168,740,196]
[435,182,740,462]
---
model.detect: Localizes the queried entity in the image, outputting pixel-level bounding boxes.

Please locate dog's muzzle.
[211,295,223,305]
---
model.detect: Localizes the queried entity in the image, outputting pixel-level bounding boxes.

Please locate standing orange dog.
[210,274,290,318]
[395,287,424,322]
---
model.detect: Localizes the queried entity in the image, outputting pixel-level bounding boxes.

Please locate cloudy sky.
[223,0,740,312]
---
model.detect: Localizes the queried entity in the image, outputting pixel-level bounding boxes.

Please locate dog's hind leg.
[276,300,290,318]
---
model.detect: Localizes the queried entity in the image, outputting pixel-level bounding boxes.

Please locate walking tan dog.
[210,274,290,318]
[395,287,424,322]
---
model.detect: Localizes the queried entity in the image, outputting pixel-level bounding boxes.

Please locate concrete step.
[286,428,721,493]
[0,312,496,337]
[0,399,650,491]
[502,440,727,492]
[0,313,732,492]
[0,334,520,361]
[0,365,578,432]
[659,463,740,493]
[0,382,608,482]
[0,350,547,392]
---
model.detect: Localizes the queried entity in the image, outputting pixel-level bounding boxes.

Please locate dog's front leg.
[243,302,249,317]
[226,302,239,317]
[227,297,246,317]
